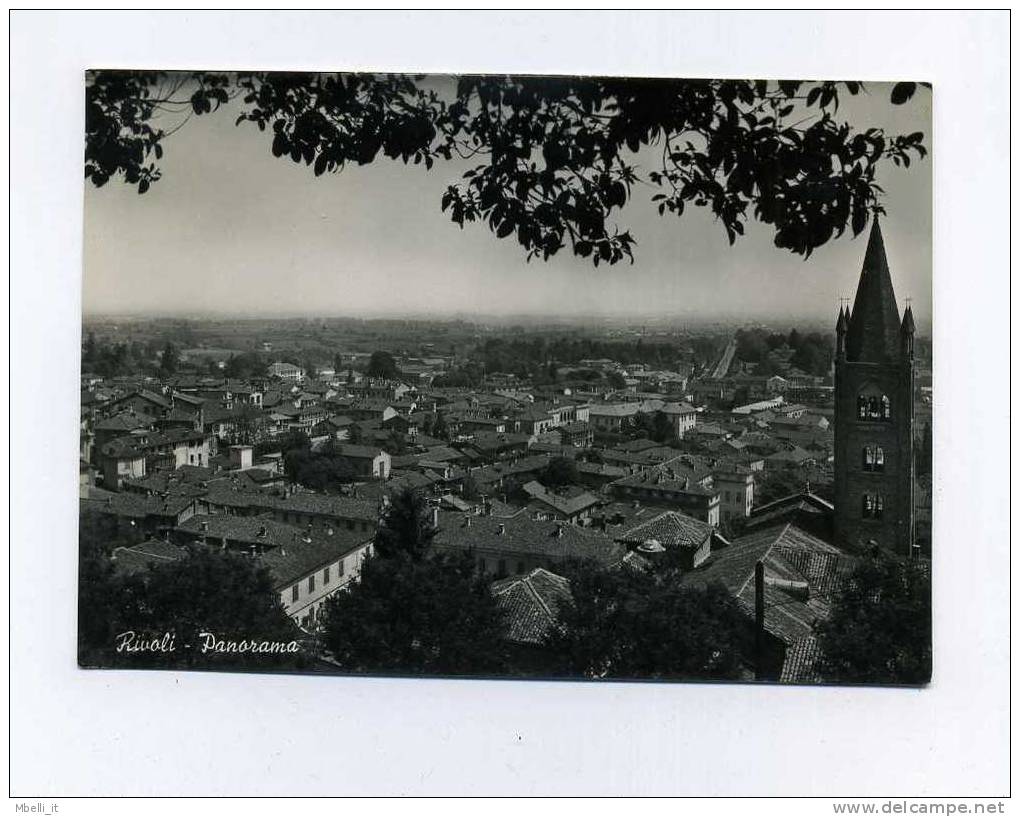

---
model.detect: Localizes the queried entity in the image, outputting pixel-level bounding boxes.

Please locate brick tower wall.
[833,357,915,554]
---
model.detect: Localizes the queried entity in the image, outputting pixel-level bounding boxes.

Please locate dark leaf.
[890,82,916,105]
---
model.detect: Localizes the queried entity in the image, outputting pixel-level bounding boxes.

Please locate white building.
[268,361,305,382]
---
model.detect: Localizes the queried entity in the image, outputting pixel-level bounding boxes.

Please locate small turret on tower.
[836,303,849,360]
[900,303,916,359]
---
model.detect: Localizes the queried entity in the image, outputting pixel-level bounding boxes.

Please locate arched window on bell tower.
[862,445,886,472]
[862,493,885,519]
[857,387,892,421]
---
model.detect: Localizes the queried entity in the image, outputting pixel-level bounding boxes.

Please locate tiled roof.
[779,635,824,684]
[470,455,552,487]
[260,534,366,588]
[122,466,213,494]
[681,524,855,645]
[575,461,628,479]
[112,539,188,574]
[611,438,662,453]
[421,445,464,462]
[80,490,195,520]
[95,412,151,432]
[486,498,525,519]
[614,510,713,551]
[178,514,369,585]
[101,427,209,458]
[660,401,697,415]
[467,431,532,452]
[588,403,641,418]
[750,491,834,519]
[110,389,173,410]
[440,493,475,512]
[335,444,387,459]
[203,405,265,423]
[171,391,206,406]
[491,568,572,645]
[434,510,626,566]
[611,466,716,498]
[204,483,380,521]
[522,481,601,517]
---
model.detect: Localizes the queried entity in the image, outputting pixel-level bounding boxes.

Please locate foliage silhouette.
[814,551,931,685]
[86,72,928,264]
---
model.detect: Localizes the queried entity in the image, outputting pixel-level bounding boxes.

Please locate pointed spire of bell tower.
[846,218,902,362]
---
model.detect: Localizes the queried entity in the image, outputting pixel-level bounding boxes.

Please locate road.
[710,336,738,379]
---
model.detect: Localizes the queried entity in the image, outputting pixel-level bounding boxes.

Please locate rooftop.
[491,568,572,645]
[434,510,626,566]
[614,510,714,551]
[681,523,855,645]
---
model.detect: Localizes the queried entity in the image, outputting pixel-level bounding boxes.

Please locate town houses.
[79,224,929,682]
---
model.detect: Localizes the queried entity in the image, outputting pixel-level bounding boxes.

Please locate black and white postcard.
[79,70,933,686]
[10,9,1013,802]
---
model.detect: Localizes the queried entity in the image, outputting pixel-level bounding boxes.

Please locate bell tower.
[833,220,916,554]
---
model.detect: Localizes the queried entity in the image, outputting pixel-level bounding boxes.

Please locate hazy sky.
[84,77,931,326]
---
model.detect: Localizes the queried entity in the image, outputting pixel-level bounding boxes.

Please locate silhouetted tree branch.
[86,71,928,263]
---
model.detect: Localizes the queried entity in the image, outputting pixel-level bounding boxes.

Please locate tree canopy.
[814,552,932,685]
[545,560,750,680]
[319,548,507,676]
[366,349,399,379]
[373,487,437,560]
[540,456,580,488]
[319,487,507,675]
[86,71,927,264]
[78,512,307,670]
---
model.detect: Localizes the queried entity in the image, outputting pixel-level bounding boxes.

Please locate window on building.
[323,565,330,584]
[308,574,315,593]
[862,446,886,472]
[861,493,885,519]
[858,394,892,421]
[517,561,525,574]
[347,520,354,530]
[497,559,507,577]
[291,585,299,603]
